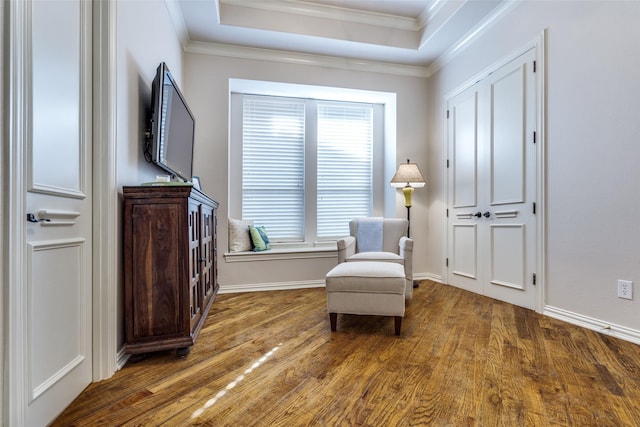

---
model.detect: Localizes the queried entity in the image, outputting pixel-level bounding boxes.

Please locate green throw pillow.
[249,225,271,251]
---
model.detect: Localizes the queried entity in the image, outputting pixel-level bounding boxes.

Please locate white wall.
[183,53,430,289]
[426,1,640,333]
[115,0,184,347]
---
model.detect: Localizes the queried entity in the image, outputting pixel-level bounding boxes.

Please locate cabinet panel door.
[130,204,182,338]
[188,200,202,331]
[201,203,216,301]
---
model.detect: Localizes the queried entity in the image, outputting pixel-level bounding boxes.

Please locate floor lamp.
[390,159,425,238]
[391,159,425,289]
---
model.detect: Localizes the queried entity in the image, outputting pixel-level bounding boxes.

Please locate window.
[241,96,306,240]
[316,102,373,238]
[229,80,395,247]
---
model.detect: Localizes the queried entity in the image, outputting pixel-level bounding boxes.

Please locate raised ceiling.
[172,0,512,74]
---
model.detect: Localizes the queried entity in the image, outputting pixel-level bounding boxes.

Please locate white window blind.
[234,90,381,244]
[317,102,373,238]
[242,96,305,241]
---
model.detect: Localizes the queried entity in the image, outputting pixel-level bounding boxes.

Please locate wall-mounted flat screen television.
[145,62,195,182]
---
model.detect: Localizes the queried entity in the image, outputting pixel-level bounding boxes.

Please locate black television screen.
[146,62,195,182]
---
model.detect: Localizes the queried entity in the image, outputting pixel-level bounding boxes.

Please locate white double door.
[446,47,539,310]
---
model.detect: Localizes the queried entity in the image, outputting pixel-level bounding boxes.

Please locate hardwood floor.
[53,281,640,426]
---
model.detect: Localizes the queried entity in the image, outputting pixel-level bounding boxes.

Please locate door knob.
[473,212,482,218]
[483,211,491,218]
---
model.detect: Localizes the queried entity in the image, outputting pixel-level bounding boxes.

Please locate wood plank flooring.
[52,281,640,426]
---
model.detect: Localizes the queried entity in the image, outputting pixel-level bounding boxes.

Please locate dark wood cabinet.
[123,185,219,356]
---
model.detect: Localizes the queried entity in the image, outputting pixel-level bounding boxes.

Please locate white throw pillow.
[228,218,254,252]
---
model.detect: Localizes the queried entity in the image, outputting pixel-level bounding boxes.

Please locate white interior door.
[447,86,482,295]
[447,48,538,310]
[24,0,93,424]
[481,49,537,308]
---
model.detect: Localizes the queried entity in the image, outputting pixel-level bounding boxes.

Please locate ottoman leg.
[329,313,337,331]
[394,316,402,336]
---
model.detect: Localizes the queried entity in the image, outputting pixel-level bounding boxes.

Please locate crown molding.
[426,0,519,77]
[221,0,422,31]
[164,0,190,47]
[185,41,430,78]
[169,0,516,80]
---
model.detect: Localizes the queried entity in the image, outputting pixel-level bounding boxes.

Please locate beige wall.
[184,53,430,289]
[113,0,640,345]
[426,0,640,332]
[115,0,184,347]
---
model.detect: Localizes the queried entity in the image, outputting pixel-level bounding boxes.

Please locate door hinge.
[533,202,536,214]
[533,273,537,285]
[533,131,536,144]
[446,208,449,218]
[446,258,449,267]
[446,159,450,168]
[533,60,537,73]
[447,110,450,119]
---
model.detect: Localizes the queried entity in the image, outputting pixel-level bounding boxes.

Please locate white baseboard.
[414,272,444,283]
[219,272,442,295]
[219,271,445,295]
[116,346,130,371]
[544,305,640,346]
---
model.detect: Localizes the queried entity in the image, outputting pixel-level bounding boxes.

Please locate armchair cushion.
[348,251,403,264]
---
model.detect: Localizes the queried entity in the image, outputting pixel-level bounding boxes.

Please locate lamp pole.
[402,184,414,238]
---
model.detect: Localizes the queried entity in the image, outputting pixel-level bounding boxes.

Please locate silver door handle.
[27,209,79,225]
[27,213,50,223]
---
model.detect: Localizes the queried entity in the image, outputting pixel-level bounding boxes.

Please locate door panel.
[491,65,526,205]
[447,48,537,310]
[489,224,525,290]
[31,0,81,193]
[29,239,87,400]
[452,91,479,208]
[451,224,479,292]
[484,49,536,308]
[448,87,481,293]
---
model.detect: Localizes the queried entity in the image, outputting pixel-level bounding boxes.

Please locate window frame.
[228,79,398,249]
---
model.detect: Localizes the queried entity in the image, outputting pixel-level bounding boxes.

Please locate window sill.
[224,245,337,263]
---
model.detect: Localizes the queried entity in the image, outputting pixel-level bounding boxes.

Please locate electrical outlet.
[617,280,633,300]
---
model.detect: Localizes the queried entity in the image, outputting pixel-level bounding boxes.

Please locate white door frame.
[5,1,31,423]
[0,0,5,418]
[92,0,120,382]
[442,31,547,313]
[2,0,119,423]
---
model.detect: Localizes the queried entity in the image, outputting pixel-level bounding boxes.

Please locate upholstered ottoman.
[325,261,406,335]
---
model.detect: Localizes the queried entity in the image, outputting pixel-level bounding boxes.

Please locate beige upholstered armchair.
[337,217,414,300]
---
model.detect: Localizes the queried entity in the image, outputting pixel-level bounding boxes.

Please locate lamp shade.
[390,159,425,188]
